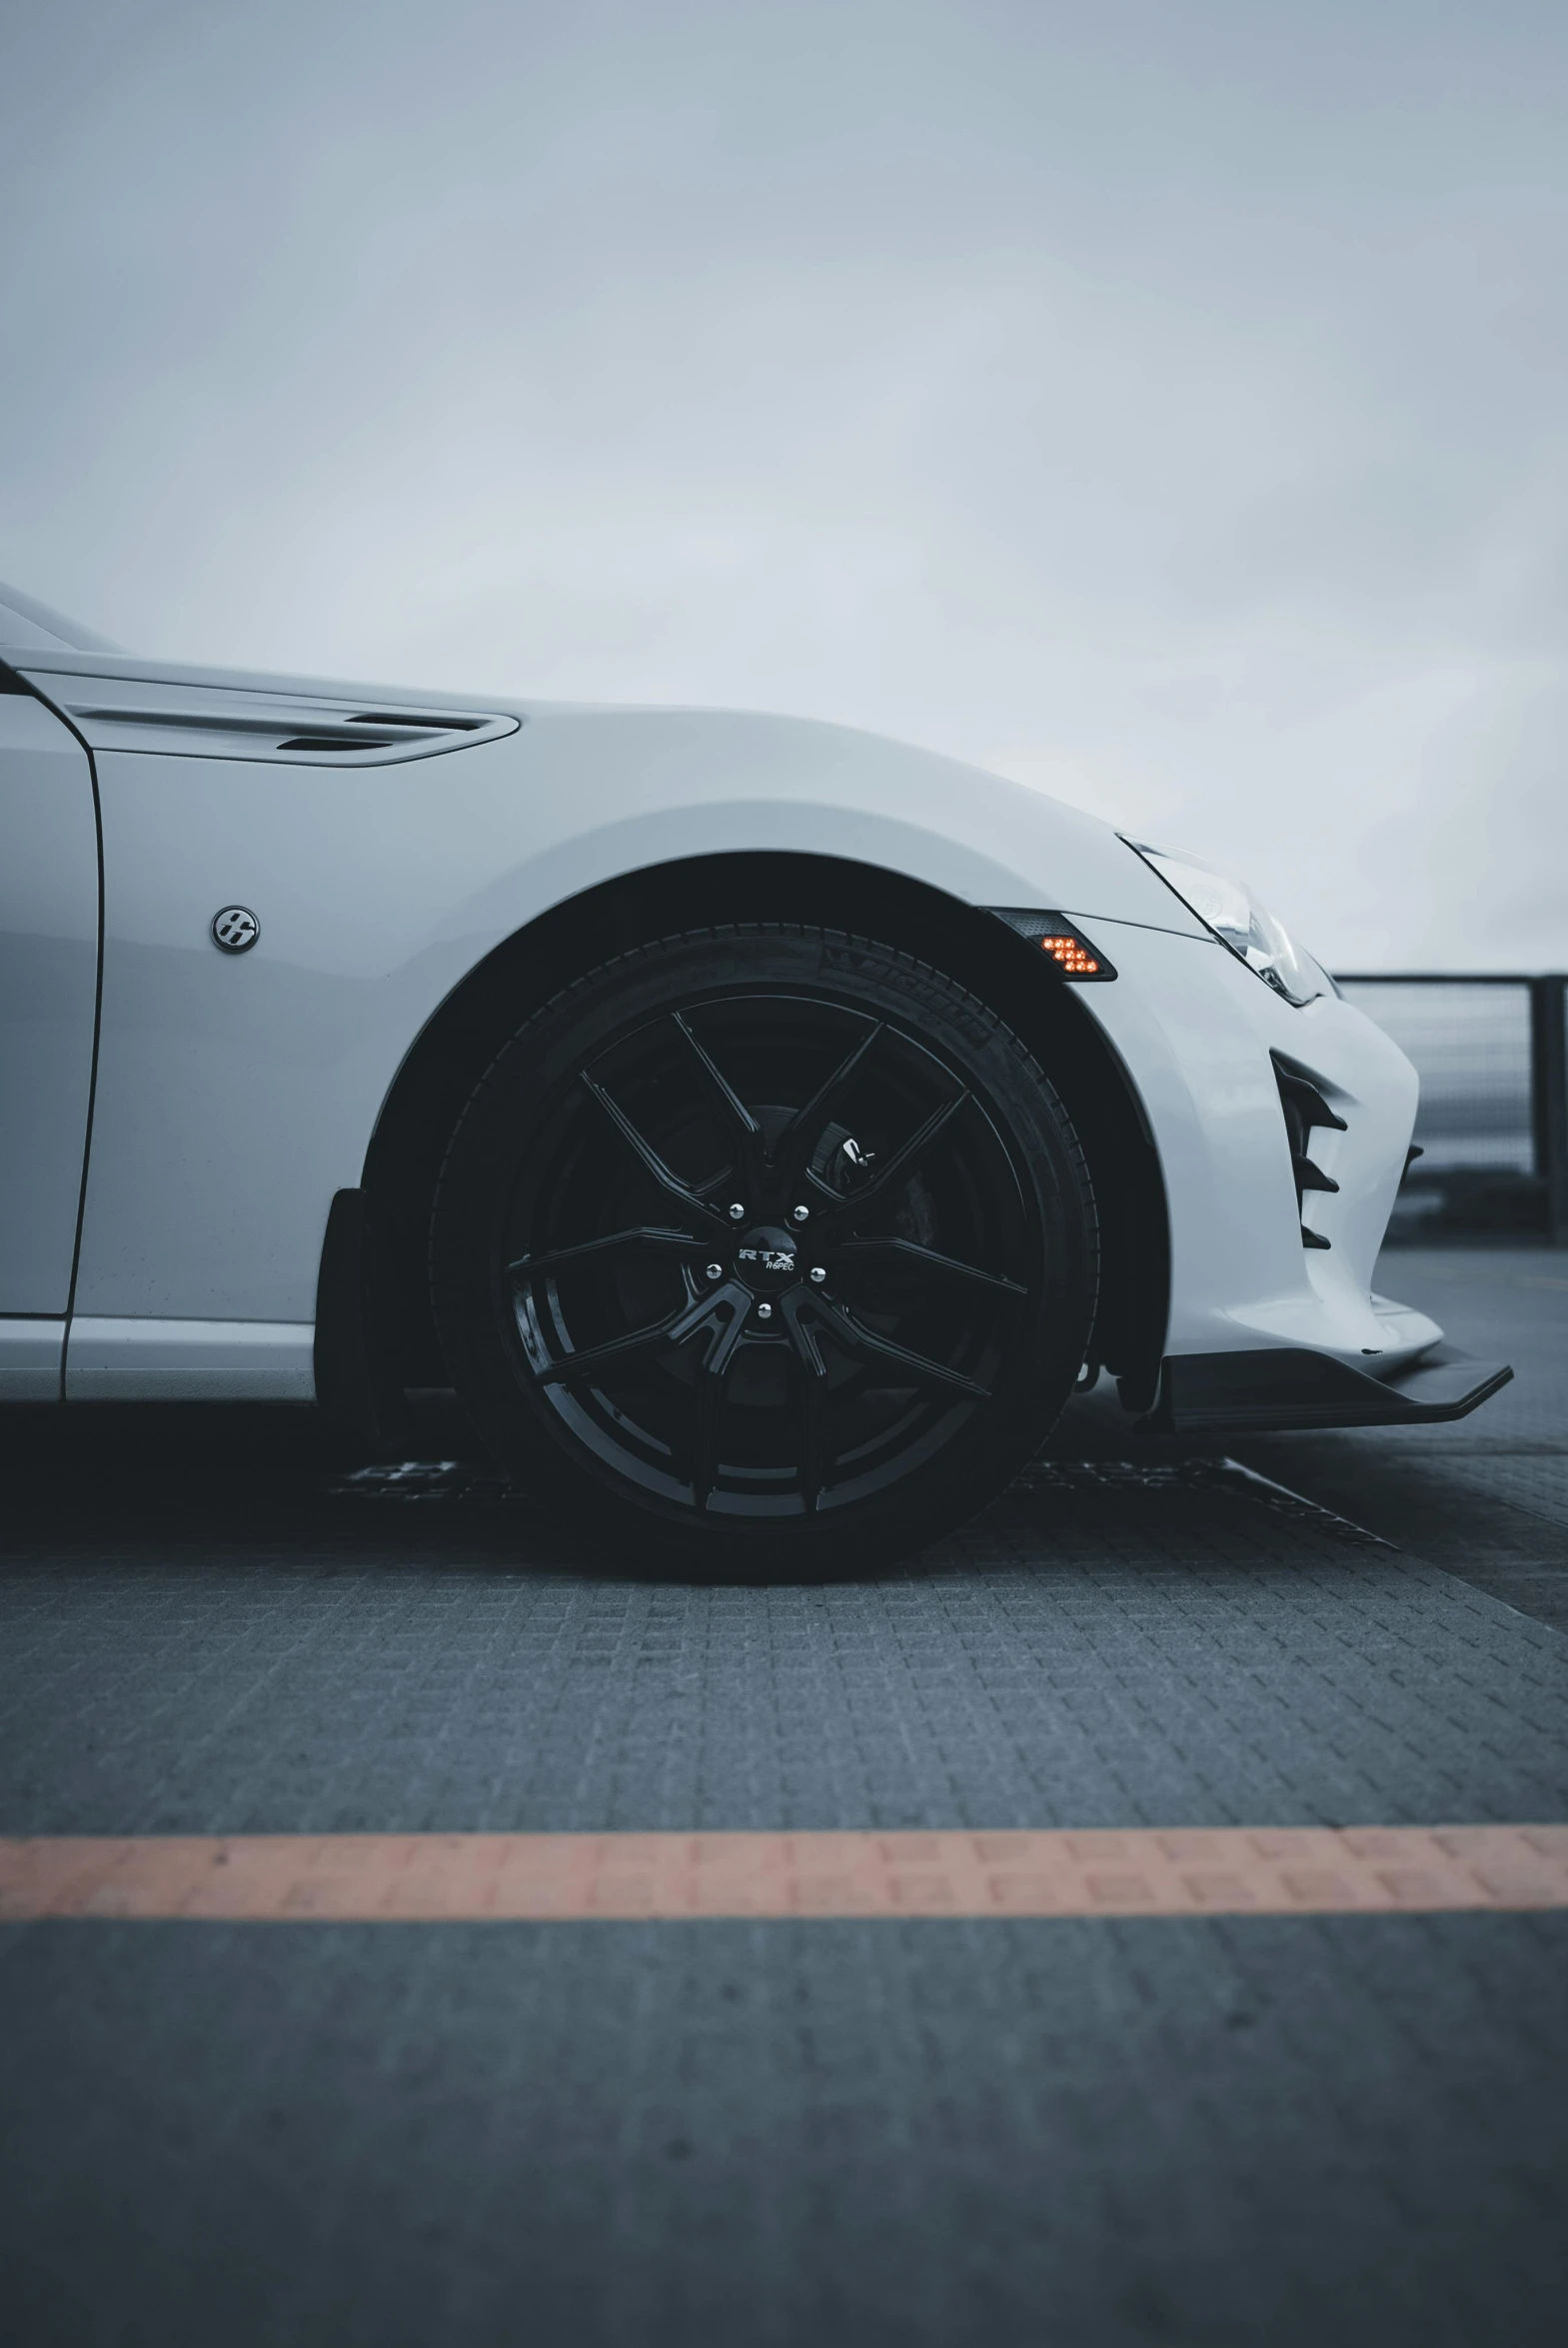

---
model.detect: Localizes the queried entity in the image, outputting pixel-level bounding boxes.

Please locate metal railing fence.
[1335,974,1568,1243]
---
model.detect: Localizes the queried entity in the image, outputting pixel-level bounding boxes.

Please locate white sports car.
[1,583,1509,1566]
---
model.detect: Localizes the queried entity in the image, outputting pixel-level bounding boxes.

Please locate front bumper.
[1064,912,1512,1430]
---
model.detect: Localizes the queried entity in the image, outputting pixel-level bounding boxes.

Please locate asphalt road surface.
[2,1247,1565,2348]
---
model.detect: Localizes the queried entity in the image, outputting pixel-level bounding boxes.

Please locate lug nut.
[756,1301,774,1321]
[809,1266,826,1283]
[729,1202,746,1220]
[790,1204,809,1222]
[706,1262,723,1281]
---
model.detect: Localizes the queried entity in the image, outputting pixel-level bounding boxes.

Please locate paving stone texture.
[1,1248,1564,2347]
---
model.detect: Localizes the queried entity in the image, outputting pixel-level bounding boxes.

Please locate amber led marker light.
[1038,932,1100,975]
[985,910,1117,980]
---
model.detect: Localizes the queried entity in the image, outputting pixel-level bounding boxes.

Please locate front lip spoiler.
[1143,1343,1513,1438]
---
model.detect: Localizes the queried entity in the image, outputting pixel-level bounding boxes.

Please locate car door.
[0,678,100,1394]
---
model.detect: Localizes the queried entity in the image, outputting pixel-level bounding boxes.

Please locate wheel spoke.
[510,1227,700,1280]
[779,1019,884,1175]
[534,1306,688,1387]
[581,1072,726,1227]
[781,1286,829,1375]
[536,1282,741,1387]
[670,1014,764,1183]
[794,1349,827,1513]
[834,1237,1025,1296]
[781,1292,831,1513]
[834,1089,970,1215]
[808,1294,991,1399]
[690,1298,749,1509]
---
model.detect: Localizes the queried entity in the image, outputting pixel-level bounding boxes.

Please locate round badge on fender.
[211,906,260,954]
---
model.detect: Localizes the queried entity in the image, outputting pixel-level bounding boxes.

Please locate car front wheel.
[430,926,1097,1570]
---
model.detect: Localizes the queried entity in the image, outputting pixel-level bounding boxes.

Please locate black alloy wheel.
[431,927,1097,1569]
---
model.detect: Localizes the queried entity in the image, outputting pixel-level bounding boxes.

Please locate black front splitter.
[1144,1342,1513,1438]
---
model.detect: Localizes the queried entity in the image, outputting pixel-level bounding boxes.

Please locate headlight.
[1124,840,1328,1007]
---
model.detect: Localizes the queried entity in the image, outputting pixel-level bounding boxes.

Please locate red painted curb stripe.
[3,1826,1566,1921]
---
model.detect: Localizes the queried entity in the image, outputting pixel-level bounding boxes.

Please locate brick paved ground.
[1,1249,1564,2347]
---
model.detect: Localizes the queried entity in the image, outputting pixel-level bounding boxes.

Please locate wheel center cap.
[734,1224,800,1292]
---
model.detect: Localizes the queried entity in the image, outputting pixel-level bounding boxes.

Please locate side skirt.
[0,1318,65,1401]
[64,1317,316,1401]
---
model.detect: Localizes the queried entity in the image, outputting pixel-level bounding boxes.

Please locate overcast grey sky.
[4,0,1565,968]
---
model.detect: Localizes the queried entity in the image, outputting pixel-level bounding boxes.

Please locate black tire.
[430,926,1097,1571]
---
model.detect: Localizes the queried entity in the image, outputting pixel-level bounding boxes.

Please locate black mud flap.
[1145,1342,1513,1438]
[314,1188,412,1453]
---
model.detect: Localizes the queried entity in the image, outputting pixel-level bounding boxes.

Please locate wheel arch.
[354,852,1170,1417]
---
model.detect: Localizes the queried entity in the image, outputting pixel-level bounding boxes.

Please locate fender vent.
[347,711,488,731]
[16,673,522,766]
[1273,1052,1345,1250]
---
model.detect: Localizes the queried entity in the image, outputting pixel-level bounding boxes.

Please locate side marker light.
[1038,934,1100,975]
[984,910,1117,980]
